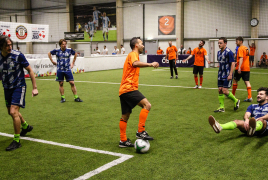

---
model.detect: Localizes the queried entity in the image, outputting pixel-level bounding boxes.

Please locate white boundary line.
[37,79,257,92]
[0,132,133,180]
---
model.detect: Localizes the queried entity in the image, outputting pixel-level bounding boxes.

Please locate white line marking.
[37,79,257,92]
[0,132,133,180]
[153,69,268,74]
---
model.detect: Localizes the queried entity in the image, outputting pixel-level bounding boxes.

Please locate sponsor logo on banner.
[0,25,11,37]
[16,25,28,39]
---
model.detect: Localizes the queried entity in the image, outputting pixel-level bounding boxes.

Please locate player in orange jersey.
[186,47,192,54]
[248,40,256,67]
[118,37,159,147]
[165,41,178,79]
[182,40,210,89]
[157,46,163,55]
[232,36,253,102]
[259,52,268,67]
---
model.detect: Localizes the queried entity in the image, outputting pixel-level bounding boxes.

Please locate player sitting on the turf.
[259,52,267,67]
[209,87,268,137]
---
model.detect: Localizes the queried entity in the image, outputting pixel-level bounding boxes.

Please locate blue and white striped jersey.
[88,22,94,31]
[93,10,101,21]
[101,16,110,28]
[0,50,29,89]
[50,48,75,72]
[217,47,235,80]
[246,103,268,119]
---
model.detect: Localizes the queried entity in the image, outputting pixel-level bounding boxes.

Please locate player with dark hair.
[118,37,159,147]
[232,36,252,102]
[214,37,240,112]
[165,41,178,79]
[101,12,110,41]
[248,40,256,67]
[48,39,83,103]
[209,87,268,137]
[182,40,211,89]
[0,35,38,151]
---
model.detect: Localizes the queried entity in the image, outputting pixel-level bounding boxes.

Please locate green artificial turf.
[76,30,117,42]
[0,67,267,180]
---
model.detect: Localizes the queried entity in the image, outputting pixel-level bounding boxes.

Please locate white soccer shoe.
[193,85,199,89]
[208,115,222,133]
[198,85,202,89]
[247,117,256,137]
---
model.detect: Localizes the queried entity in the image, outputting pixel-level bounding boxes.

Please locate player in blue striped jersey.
[88,18,94,41]
[101,12,110,41]
[0,35,38,151]
[209,87,268,137]
[214,37,240,113]
[48,39,83,103]
[92,6,101,33]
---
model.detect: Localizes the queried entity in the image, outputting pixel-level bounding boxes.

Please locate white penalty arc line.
[38,79,257,92]
[0,132,133,180]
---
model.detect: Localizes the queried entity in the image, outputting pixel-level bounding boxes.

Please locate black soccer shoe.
[119,138,134,148]
[136,131,154,140]
[6,140,21,151]
[61,97,66,103]
[234,99,240,111]
[20,125,33,136]
[74,97,83,102]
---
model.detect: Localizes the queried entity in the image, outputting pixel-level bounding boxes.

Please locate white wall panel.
[184,0,251,38]
[123,3,143,40]
[259,0,268,36]
[145,3,176,39]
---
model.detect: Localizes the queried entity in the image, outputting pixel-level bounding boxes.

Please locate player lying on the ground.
[209,87,268,137]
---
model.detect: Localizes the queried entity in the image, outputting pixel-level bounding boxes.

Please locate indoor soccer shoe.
[208,115,222,133]
[170,76,174,79]
[74,97,83,102]
[234,99,240,111]
[136,131,154,140]
[20,125,33,136]
[61,97,66,103]
[176,75,178,79]
[193,85,198,89]
[6,140,21,151]
[244,97,253,102]
[214,108,225,113]
[247,117,256,137]
[198,85,202,89]
[119,138,134,148]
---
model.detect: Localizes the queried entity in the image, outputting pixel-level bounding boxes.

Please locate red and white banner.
[0,21,49,42]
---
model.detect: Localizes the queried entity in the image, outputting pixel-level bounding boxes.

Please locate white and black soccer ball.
[134,139,150,153]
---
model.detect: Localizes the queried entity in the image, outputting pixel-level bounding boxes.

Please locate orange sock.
[138,109,149,133]
[232,84,237,95]
[119,118,127,142]
[200,76,203,86]
[247,87,252,99]
[194,76,198,85]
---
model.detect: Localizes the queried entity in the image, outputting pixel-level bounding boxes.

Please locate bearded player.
[118,37,159,147]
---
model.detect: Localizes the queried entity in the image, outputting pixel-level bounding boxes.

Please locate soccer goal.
[209,38,268,68]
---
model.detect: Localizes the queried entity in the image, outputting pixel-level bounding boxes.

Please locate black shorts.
[119,90,145,114]
[234,70,250,81]
[193,65,204,75]
[249,56,254,62]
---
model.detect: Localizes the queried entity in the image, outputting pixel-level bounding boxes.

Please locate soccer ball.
[134,139,150,153]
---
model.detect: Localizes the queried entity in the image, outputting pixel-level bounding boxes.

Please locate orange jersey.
[186,50,191,54]
[249,46,256,56]
[157,49,163,55]
[260,55,268,59]
[191,47,207,66]
[236,45,250,71]
[166,46,178,60]
[119,52,140,96]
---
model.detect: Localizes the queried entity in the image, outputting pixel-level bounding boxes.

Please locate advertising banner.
[158,15,176,35]
[0,21,49,42]
[147,55,195,67]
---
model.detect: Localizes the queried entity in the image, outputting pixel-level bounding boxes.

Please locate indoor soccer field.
[0,67,267,180]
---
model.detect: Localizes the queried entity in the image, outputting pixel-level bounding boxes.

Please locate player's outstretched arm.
[133,61,159,68]
[205,55,211,64]
[25,65,38,97]
[48,52,57,65]
[182,55,193,62]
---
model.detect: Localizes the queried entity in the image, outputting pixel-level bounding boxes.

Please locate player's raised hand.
[32,89,38,97]
[151,62,159,68]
